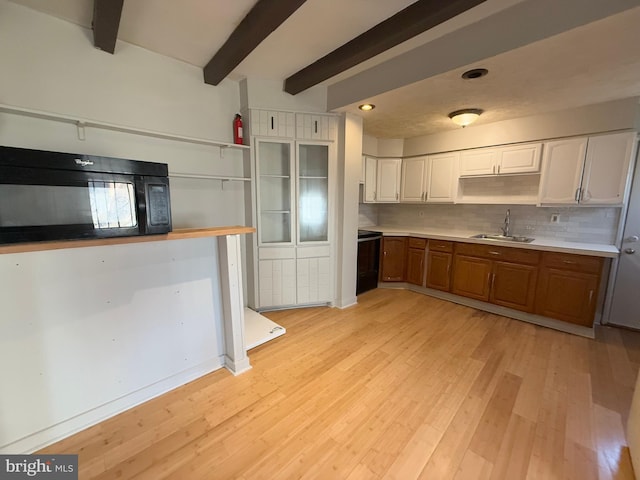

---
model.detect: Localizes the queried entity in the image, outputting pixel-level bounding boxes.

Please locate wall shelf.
[170,172,251,182]
[0,103,250,151]
[0,226,256,255]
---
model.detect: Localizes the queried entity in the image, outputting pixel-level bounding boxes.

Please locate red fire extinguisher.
[233,114,243,145]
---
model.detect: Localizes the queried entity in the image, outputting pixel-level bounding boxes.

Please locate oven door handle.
[358,235,382,242]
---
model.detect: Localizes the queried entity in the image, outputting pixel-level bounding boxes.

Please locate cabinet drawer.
[408,237,427,249]
[455,243,540,265]
[429,240,453,253]
[540,252,603,273]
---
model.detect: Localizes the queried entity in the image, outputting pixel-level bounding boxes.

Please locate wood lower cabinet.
[535,252,603,326]
[426,240,453,291]
[451,255,492,301]
[406,237,427,286]
[380,237,407,282]
[426,251,452,291]
[452,243,540,312]
[490,261,538,312]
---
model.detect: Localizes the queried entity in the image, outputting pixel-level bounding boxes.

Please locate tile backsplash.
[372,203,620,245]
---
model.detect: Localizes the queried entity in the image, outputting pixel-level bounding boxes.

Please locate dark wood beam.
[285,0,487,95]
[92,0,124,54]
[204,0,308,86]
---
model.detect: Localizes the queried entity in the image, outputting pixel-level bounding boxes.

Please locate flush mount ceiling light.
[358,104,375,111]
[448,108,483,127]
[461,68,488,80]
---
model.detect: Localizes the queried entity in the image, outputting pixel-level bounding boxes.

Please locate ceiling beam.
[284,0,487,95]
[204,0,308,86]
[92,0,124,54]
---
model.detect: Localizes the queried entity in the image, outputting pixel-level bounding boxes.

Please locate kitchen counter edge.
[365,226,618,258]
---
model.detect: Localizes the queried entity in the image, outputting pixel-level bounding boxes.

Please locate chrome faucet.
[501,209,511,236]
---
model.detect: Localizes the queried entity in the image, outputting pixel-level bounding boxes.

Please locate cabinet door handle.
[490,272,496,291]
[488,251,501,255]
[497,165,501,174]
[271,116,275,130]
[588,289,594,304]
[374,191,376,201]
[575,188,581,202]
[314,120,318,134]
[562,259,576,264]
[492,165,496,174]
[396,192,399,200]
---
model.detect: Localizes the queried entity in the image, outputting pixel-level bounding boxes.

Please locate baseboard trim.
[1,357,225,454]
[378,283,595,338]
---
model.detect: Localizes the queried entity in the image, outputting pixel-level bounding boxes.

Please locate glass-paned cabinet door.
[298,143,329,243]
[257,139,294,244]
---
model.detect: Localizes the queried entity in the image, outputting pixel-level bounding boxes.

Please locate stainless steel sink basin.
[471,233,535,243]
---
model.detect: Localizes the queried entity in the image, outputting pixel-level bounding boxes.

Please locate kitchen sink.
[471,233,535,243]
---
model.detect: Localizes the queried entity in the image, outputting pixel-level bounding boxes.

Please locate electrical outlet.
[550,214,560,223]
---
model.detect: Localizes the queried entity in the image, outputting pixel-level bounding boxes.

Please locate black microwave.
[0,146,172,245]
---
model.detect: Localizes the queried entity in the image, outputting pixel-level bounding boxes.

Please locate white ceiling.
[7,0,640,138]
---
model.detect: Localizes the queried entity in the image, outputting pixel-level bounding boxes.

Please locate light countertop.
[364,226,619,258]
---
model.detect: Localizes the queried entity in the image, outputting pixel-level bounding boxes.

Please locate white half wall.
[0,238,225,453]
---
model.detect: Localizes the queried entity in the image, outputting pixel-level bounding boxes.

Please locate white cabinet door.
[400,156,428,202]
[427,152,458,202]
[297,142,329,244]
[259,257,296,308]
[255,139,295,244]
[296,113,336,141]
[498,143,541,174]
[360,155,366,184]
[376,158,401,202]
[539,138,587,204]
[459,148,497,176]
[364,156,377,202]
[296,256,331,304]
[252,110,295,137]
[581,132,635,205]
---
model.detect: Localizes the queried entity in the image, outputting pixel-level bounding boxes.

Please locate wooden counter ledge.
[0,226,256,255]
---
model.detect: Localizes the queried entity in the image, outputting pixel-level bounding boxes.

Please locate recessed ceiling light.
[448,108,483,127]
[461,68,488,80]
[358,104,375,111]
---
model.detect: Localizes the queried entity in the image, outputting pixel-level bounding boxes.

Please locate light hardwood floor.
[40,288,640,479]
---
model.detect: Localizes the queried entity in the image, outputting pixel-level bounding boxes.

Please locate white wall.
[336,113,363,308]
[403,97,640,156]
[0,2,247,452]
[240,77,328,112]
[362,134,378,156]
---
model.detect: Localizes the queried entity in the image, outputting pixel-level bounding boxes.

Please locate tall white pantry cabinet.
[246,109,338,310]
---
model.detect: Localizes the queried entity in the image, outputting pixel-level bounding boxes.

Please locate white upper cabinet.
[459,149,497,176]
[538,138,587,204]
[427,152,458,202]
[498,143,542,174]
[296,113,337,141]
[400,153,457,203]
[539,132,636,205]
[581,132,636,204]
[400,156,428,202]
[251,110,295,138]
[376,158,402,202]
[363,156,377,203]
[459,143,541,176]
